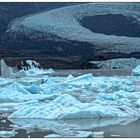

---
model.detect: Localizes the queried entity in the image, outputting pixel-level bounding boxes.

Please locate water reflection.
[0,115,140,138]
[7,117,140,137]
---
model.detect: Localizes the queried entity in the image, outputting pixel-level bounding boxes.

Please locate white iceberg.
[136,98,140,106]
[132,65,140,76]
[66,73,94,85]
[24,84,45,94]
[9,94,140,119]
[0,59,14,78]
[0,84,57,102]
[14,70,27,78]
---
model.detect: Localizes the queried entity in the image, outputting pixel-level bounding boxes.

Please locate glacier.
[7,3,140,54]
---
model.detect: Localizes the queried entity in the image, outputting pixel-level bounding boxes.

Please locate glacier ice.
[8,3,140,54]
[90,58,140,69]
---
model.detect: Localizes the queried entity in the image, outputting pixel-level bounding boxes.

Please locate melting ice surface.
[1,67,140,137]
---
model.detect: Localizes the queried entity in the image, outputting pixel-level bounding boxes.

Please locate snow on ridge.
[8,3,140,53]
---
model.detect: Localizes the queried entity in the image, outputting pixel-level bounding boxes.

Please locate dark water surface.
[0,112,140,138]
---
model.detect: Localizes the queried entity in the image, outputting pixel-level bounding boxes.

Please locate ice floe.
[45,131,94,138]
[0,68,140,120]
[132,65,140,76]
[14,68,54,78]
[9,93,140,119]
[0,130,17,138]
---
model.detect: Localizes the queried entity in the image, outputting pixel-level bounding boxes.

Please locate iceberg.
[0,83,56,102]
[0,71,140,122]
[9,94,140,119]
[0,59,14,78]
[136,98,140,107]
[14,70,27,78]
[132,65,140,76]
[24,84,45,94]
[14,67,54,78]
[45,131,94,138]
[66,73,94,85]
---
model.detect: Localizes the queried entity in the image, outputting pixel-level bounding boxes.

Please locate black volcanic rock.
[80,14,140,37]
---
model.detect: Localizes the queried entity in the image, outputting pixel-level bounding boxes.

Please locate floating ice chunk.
[26,68,54,76]
[24,84,45,94]
[42,75,65,86]
[0,120,6,123]
[9,94,139,119]
[111,134,120,137]
[18,77,44,86]
[65,74,74,82]
[136,98,140,106]
[45,131,93,138]
[91,77,134,92]
[0,88,52,102]
[14,70,27,78]
[0,59,14,78]
[66,73,94,85]
[93,131,104,138]
[26,68,45,76]
[14,67,54,78]
[0,130,17,138]
[132,65,140,76]
[7,83,31,94]
[45,134,62,138]
[44,68,54,74]
[25,60,41,69]
[114,90,140,99]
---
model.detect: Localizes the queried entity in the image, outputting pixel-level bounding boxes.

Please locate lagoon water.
[0,112,140,138]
